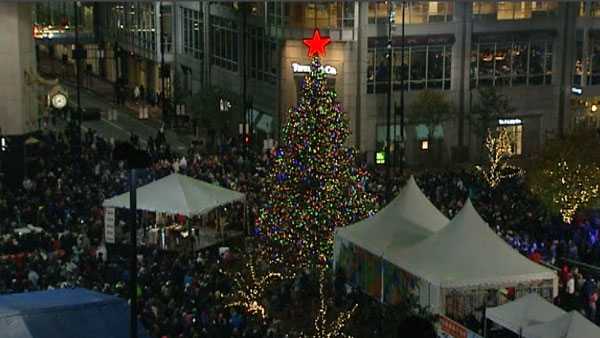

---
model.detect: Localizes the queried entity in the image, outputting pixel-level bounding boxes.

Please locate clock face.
[51,93,67,109]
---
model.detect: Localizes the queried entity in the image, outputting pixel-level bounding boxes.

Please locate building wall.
[0,3,39,136]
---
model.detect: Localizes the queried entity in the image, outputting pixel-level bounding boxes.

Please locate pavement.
[38,53,193,151]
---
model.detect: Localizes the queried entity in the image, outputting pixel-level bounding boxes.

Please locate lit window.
[497,124,523,155]
[420,140,429,150]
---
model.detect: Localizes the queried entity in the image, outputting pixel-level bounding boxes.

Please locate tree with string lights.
[255,29,376,276]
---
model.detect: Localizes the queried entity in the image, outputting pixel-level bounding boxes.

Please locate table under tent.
[335,177,558,322]
[334,176,449,302]
[103,173,245,251]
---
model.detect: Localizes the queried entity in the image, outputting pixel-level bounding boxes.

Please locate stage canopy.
[103,173,245,216]
[335,176,448,256]
[0,288,150,338]
[521,311,600,338]
[486,293,565,335]
[385,199,556,289]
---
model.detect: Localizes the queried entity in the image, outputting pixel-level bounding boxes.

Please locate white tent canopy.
[521,311,600,338]
[385,199,557,288]
[102,173,245,216]
[486,293,566,335]
[335,176,448,257]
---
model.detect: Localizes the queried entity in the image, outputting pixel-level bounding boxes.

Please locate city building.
[33,1,600,165]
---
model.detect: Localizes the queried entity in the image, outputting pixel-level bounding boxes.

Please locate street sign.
[104,207,115,244]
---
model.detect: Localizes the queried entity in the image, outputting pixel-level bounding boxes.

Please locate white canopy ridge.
[102,173,245,216]
[385,199,556,288]
[522,311,600,338]
[335,175,449,256]
[486,293,565,335]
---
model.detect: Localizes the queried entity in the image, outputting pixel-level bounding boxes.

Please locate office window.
[211,16,239,72]
[367,44,452,93]
[286,1,354,29]
[471,38,553,88]
[473,1,557,20]
[369,1,453,24]
[182,7,202,60]
[248,26,278,84]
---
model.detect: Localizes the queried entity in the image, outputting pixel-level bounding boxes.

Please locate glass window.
[182,7,202,60]
[210,16,239,72]
[498,125,523,155]
[471,38,553,88]
[368,42,453,93]
[474,1,556,20]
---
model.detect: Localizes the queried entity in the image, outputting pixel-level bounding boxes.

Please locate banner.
[437,315,483,338]
[104,208,115,244]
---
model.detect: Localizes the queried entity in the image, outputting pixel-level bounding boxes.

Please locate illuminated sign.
[291,62,337,76]
[498,118,522,126]
[376,151,386,164]
[571,87,583,95]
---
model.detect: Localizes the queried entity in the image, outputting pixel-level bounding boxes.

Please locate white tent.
[333,176,448,302]
[335,176,448,257]
[102,173,245,216]
[486,293,565,335]
[384,199,557,289]
[521,311,600,338]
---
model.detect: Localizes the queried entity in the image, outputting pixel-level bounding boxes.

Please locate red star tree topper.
[303,28,331,57]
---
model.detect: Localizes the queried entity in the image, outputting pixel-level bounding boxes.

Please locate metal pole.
[385,1,393,202]
[160,1,167,126]
[242,3,248,165]
[129,168,138,338]
[74,1,82,166]
[399,1,405,176]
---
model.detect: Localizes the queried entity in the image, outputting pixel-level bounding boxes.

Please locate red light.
[244,135,250,144]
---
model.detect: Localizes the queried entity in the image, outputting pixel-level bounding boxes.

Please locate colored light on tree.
[256,57,376,273]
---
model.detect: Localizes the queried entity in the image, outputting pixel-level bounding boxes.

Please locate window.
[211,16,239,72]
[473,1,557,20]
[369,1,453,24]
[248,26,278,84]
[286,2,354,29]
[110,3,157,53]
[367,43,453,93]
[182,7,202,60]
[471,37,553,88]
[498,125,523,155]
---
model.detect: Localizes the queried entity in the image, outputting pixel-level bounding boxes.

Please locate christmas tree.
[256,51,375,274]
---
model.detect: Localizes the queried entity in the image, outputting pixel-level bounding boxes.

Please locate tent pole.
[129,168,138,338]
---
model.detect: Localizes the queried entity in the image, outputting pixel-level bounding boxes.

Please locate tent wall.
[336,238,382,299]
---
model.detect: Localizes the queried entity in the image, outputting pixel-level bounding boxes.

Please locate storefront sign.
[376,151,386,164]
[104,208,115,244]
[571,87,583,96]
[498,118,522,126]
[368,34,455,48]
[292,62,337,76]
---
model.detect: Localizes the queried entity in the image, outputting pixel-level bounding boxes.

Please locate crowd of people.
[2,119,600,337]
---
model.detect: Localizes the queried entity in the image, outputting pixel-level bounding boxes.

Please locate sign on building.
[104,207,116,244]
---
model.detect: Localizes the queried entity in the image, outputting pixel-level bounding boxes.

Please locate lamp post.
[73,1,83,167]
[385,1,394,203]
[399,1,406,176]
[160,0,168,126]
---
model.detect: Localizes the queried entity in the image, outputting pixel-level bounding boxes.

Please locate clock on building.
[51,92,67,109]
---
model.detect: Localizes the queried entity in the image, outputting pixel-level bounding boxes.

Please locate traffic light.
[1,137,7,152]
[244,135,251,145]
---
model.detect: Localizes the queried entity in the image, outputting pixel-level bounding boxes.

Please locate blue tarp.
[0,288,151,338]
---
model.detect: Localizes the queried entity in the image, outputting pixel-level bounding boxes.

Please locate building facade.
[56,1,600,164]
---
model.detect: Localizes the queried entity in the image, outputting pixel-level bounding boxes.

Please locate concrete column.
[555,2,578,135]
[203,2,211,86]
[452,1,472,158]
[0,3,39,136]
[582,1,591,87]
[357,1,372,160]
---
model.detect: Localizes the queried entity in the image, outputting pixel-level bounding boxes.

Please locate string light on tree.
[544,161,600,223]
[476,128,523,188]
[256,29,376,274]
[226,259,282,320]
